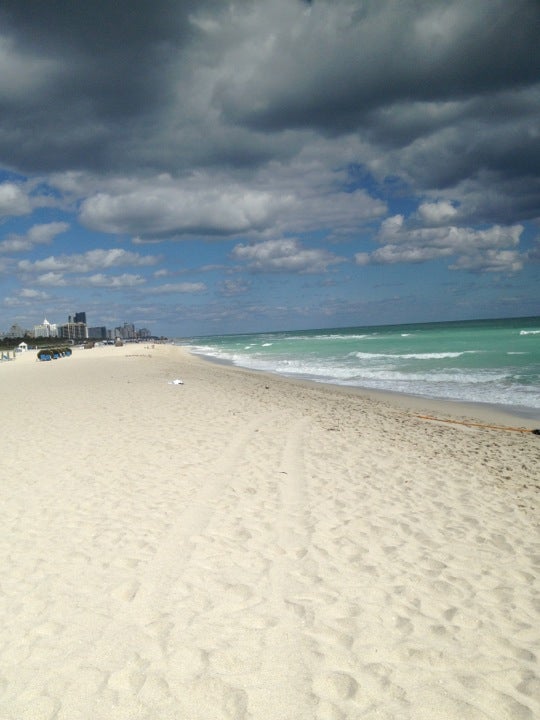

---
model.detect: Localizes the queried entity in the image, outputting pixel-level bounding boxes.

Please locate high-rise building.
[58,322,88,341]
[33,317,58,338]
[7,324,26,338]
[115,322,136,339]
[58,312,88,340]
[88,326,107,340]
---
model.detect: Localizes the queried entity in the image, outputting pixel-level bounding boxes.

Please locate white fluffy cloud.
[149,282,206,294]
[19,287,49,299]
[3,287,51,306]
[417,201,458,224]
[356,212,525,272]
[35,272,66,287]
[80,184,287,238]
[220,279,251,296]
[18,248,160,274]
[77,167,385,242]
[450,249,523,273]
[232,238,344,274]
[0,182,31,217]
[0,221,69,253]
[33,271,149,288]
[83,273,146,288]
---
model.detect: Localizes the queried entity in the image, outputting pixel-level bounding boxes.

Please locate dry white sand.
[1,344,539,720]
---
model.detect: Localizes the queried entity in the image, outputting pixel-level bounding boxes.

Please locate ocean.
[178,316,540,418]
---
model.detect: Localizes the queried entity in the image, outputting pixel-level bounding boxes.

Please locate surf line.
[412,414,540,435]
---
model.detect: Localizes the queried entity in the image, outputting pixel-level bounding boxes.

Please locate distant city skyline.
[1,311,152,341]
[0,2,539,337]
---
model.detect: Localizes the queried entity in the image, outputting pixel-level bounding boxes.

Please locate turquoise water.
[178,316,540,417]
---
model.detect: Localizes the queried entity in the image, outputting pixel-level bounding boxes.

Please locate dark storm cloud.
[0,0,539,226]
[217,1,540,130]
[0,0,217,171]
[211,0,540,213]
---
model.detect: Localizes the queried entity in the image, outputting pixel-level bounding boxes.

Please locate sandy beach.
[1,344,538,720]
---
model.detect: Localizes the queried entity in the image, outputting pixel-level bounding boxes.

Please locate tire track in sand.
[81,412,284,718]
[245,416,322,719]
[120,411,284,613]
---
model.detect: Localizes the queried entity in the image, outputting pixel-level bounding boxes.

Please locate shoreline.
[188,346,540,429]
[1,344,538,719]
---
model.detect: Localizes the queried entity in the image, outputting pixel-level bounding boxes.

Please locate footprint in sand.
[312,671,358,701]
[108,654,149,694]
[316,699,346,720]
[15,694,61,720]
[138,673,172,707]
[178,676,249,720]
[34,620,65,637]
[111,579,140,602]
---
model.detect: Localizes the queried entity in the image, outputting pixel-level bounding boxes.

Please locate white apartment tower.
[33,317,58,338]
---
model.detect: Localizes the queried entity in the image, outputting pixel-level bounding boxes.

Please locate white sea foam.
[349,369,510,384]
[191,344,220,355]
[313,334,371,340]
[182,318,540,413]
[354,351,476,360]
[224,352,540,407]
[187,345,540,410]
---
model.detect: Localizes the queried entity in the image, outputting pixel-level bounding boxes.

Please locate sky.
[0,0,539,338]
